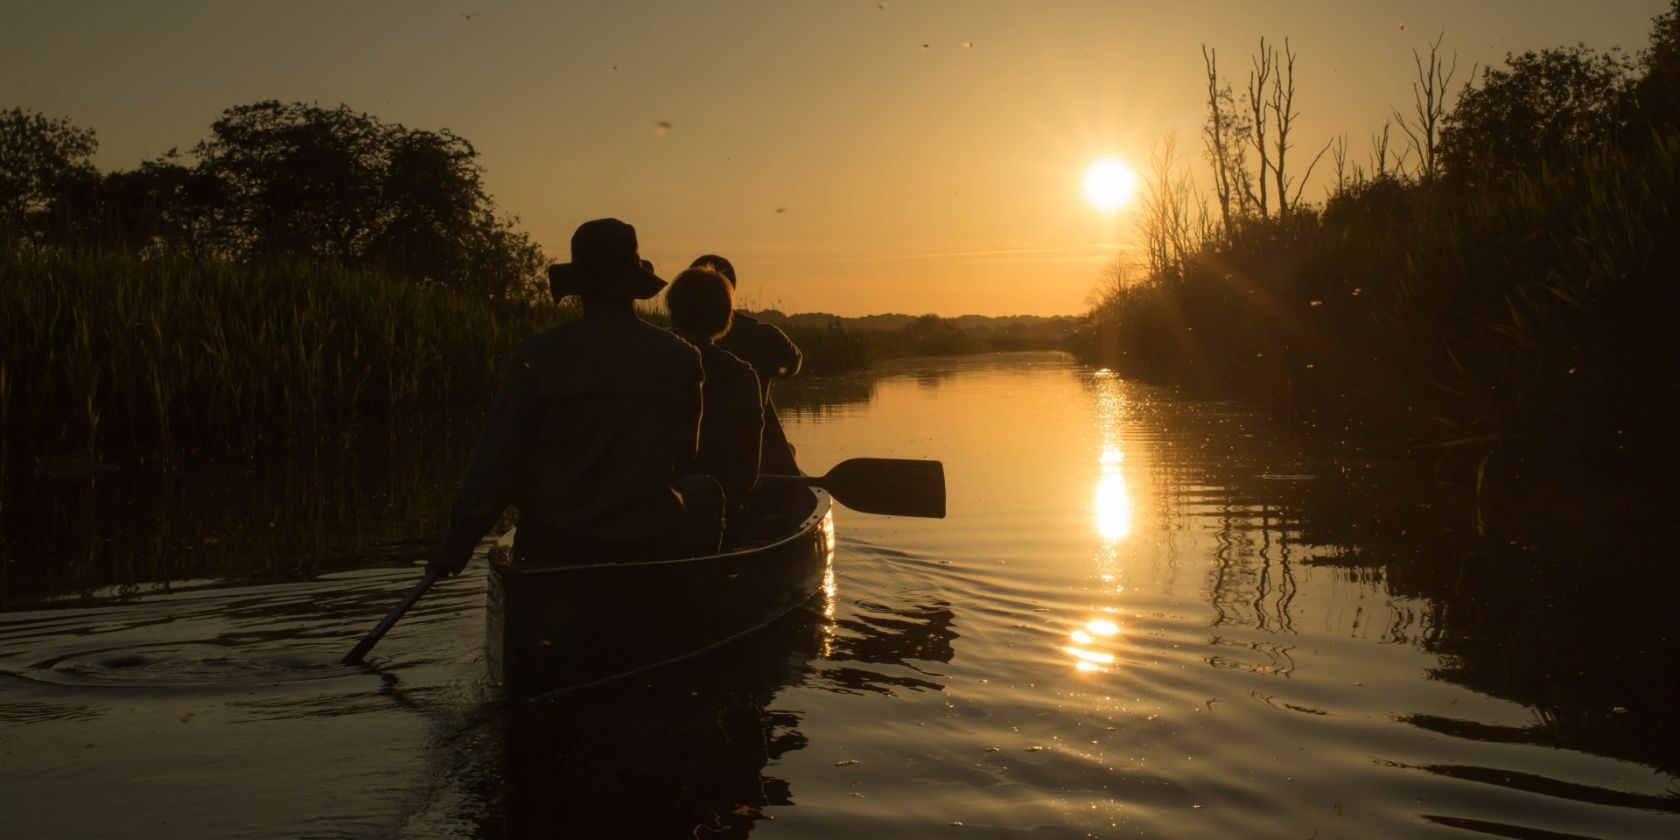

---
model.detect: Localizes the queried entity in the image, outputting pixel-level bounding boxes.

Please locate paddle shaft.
[762,457,946,519]
[342,570,440,665]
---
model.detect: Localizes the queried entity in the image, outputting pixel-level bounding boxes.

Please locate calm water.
[2,352,1675,838]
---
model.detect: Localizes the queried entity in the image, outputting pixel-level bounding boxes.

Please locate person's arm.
[722,369,765,504]
[429,344,540,575]
[764,323,802,378]
[673,348,703,474]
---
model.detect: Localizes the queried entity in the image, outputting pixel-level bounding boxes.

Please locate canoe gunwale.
[488,488,833,702]
[489,487,831,575]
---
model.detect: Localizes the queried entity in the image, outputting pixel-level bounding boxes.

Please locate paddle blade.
[810,458,946,518]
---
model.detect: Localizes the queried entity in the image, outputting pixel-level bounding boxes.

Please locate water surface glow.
[1094,468,1132,542]
[1092,376,1135,543]
[2,352,1674,839]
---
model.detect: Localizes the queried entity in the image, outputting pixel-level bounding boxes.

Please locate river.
[2,351,1675,838]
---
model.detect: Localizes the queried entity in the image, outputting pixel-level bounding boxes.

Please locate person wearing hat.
[688,254,803,476]
[428,218,721,576]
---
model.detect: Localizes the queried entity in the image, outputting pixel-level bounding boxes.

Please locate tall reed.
[1,245,571,459]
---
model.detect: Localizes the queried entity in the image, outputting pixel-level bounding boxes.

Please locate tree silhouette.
[194,101,544,298]
[1394,33,1464,182]
[1440,45,1633,183]
[0,107,100,243]
[98,151,226,257]
[1,102,546,298]
[1633,0,1680,133]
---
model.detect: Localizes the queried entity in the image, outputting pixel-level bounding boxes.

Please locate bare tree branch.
[1290,137,1336,208]
[1394,32,1460,181]
[1246,37,1273,216]
[1201,45,1250,241]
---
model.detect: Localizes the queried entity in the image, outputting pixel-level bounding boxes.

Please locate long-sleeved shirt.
[718,312,801,399]
[718,312,802,474]
[436,305,702,565]
[691,342,763,510]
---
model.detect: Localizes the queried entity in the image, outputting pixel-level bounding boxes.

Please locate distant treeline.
[1,100,546,300]
[0,100,561,463]
[0,98,1074,461]
[1072,2,1680,512]
[764,312,1079,374]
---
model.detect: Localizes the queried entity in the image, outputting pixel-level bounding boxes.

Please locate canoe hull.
[486,488,834,699]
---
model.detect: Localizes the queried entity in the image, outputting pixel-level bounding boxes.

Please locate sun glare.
[1083,159,1138,212]
[1094,446,1132,541]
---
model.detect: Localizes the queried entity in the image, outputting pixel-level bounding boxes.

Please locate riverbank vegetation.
[1,100,565,462]
[772,313,1078,375]
[2,99,1069,463]
[0,245,568,461]
[1072,3,1680,522]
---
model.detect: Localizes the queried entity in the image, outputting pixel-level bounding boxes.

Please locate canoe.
[485,486,835,700]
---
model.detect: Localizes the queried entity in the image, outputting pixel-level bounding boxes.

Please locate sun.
[1083,158,1138,212]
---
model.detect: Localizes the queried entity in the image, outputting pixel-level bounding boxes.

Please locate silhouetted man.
[665,267,763,527]
[689,254,803,475]
[429,219,720,576]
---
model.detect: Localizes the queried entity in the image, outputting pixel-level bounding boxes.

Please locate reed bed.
[1,246,571,460]
[1075,132,1680,490]
[783,324,882,375]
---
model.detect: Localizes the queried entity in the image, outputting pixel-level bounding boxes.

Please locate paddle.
[341,457,940,664]
[341,569,440,666]
[768,457,946,518]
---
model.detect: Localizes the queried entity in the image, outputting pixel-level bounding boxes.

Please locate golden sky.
[3,0,1668,315]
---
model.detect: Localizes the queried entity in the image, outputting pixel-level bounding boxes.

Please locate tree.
[1214,38,1330,222]
[1267,38,1332,215]
[1137,134,1204,279]
[0,107,100,243]
[370,126,493,289]
[196,101,394,262]
[1440,45,1633,183]
[1245,39,1274,217]
[904,314,971,356]
[194,100,544,297]
[1201,46,1254,241]
[1370,118,1406,180]
[99,151,227,257]
[1633,0,1680,132]
[1395,33,1465,182]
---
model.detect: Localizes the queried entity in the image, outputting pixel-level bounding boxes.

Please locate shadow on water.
[774,372,878,419]
[475,609,820,838]
[1381,540,1680,779]
[448,585,959,838]
[5,352,1675,836]
[774,354,980,421]
[0,419,482,607]
[1093,370,1680,787]
[1250,457,1680,778]
[819,596,957,696]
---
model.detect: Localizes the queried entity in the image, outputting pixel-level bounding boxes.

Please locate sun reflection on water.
[1064,616,1123,674]
[1095,447,1132,542]
[1076,374,1134,675]
[820,511,837,658]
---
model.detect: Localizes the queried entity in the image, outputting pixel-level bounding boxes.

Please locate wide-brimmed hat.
[548,218,666,301]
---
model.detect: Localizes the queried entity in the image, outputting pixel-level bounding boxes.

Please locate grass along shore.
[1,245,568,463]
[3,245,1075,466]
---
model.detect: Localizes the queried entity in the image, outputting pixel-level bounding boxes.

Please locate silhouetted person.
[666,267,764,528]
[429,218,720,576]
[689,254,803,475]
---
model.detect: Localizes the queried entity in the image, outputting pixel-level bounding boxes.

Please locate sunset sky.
[4,1,1669,316]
